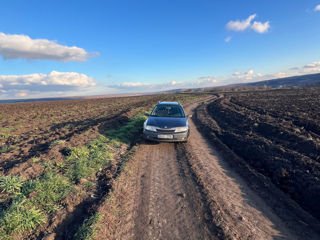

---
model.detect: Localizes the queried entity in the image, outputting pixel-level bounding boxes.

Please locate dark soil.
[0,93,205,239]
[196,87,320,221]
[104,96,320,240]
[0,93,202,179]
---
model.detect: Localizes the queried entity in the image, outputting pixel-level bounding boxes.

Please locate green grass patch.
[66,136,113,183]
[0,111,151,238]
[105,114,146,144]
[42,160,55,170]
[31,157,41,163]
[0,133,12,140]
[84,130,92,136]
[0,172,71,238]
[64,123,73,129]
[0,199,46,239]
[50,139,66,147]
[0,127,15,133]
[83,181,95,191]
[0,128,16,140]
[0,176,23,197]
[28,171,72,213]
[74,213,102,240]
[0,145,16,154]
[51,121,61,128]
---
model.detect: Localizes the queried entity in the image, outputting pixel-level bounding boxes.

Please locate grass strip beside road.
[0,93,209,239]
[72,115,146,240]
[74,213,102,240]
[0,112,147,239]
[0,172,70,239]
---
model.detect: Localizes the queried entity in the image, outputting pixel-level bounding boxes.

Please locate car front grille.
[156,128,175,133]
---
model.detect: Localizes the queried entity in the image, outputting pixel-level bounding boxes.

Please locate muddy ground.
[202,88,320,221]
[98,92,320,240]
[1,89,320,239]
[0,93,204,239]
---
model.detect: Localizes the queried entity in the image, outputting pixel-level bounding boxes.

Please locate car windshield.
[150,104,185,118]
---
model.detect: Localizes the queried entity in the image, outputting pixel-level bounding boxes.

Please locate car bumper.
[143,129,189,142]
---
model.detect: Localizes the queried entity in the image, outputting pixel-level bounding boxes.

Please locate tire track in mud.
[132,97,320,240]
[191,98,320,239]
[185,102,290,239]
[134,142,222,240]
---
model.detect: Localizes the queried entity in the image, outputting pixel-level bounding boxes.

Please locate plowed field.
[0,93,204,239]
[196,87,320,221]
[1,88,320,240]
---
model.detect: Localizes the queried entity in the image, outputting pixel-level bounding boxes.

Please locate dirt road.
[131,98,320,240]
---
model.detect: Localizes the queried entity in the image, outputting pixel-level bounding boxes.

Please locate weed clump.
[105,114,146,143]
[0,199,46,239]
[50,139,66,147]
[30,171,72,213]
[0,144,16,154]
[31,157,41,163]
[66,136,113,183]
[0,171,71,238]
[74,213,102,240]
[0,176,23,197]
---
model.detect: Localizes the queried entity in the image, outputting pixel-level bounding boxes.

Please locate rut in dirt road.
[134,142,223,240]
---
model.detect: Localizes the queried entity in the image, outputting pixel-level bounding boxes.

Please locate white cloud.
[109,77,219,91]
[226,14,270,34]
[226,61,320,85]
[45,71,96,86]
[225,36,232,42]
[272,72,289,78]
[233,69,256,81]
[251,21,270,33]
[170,81,184,86]
[301,62,320,73]
[226,14,256,31]
[233,70,293,83]
[111,81,183,90]
[196,76,217,85]
[231,69,288,83]
[0,32,97,61]
[16,92,28,97]
[0,71,95,98]
[315,5,320,11]
[118,82,153,88]
[304,62,320,68]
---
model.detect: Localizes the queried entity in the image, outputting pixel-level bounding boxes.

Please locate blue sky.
[0,0,320,99]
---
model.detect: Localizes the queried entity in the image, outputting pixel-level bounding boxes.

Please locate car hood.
[147,117,187,128]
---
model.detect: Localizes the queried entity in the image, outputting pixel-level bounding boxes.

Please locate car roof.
[157,101,180,105]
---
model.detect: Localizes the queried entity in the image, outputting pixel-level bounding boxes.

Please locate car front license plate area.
[157,134,173,139]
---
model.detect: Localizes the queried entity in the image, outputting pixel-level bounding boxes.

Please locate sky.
[0,0,320,99]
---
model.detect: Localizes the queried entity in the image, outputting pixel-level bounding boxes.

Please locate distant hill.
[243,73,320,88]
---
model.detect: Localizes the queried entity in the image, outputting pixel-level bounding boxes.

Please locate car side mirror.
[144,113,150,117]
[187,114,192,118]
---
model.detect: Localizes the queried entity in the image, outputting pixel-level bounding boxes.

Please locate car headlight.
[175,126,188,132]
[145,125,157,132]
